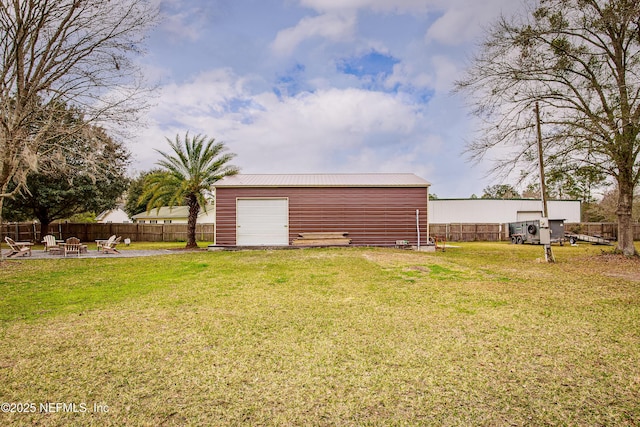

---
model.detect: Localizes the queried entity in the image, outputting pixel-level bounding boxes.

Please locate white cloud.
[271,13,357,56]
[227,87,425,173]
[429,55,462,92]
[385,62,432,91]
[131,69,432,177]
[131,0,527,197]
[425,0,520,45]
[344,135,439,179]
[382,55,461,98]
[425,8,480,45]
[299,0,430,14]
[161,11,201,42]
[154,0,230,43]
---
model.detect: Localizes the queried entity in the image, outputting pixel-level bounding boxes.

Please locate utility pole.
[535,102,555,262]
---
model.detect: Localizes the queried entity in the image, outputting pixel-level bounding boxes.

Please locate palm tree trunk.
[186,195,199,248]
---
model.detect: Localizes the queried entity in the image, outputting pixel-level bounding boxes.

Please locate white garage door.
[237,198,289,245]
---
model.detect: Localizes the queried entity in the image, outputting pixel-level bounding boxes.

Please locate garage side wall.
[215,187,428,246]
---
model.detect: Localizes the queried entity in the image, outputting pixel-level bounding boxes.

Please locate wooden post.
[535,102,555,262]
[535,103,549,219]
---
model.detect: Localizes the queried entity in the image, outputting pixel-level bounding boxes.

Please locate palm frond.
[142,132,239,246]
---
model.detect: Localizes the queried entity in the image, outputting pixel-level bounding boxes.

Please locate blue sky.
[131,0,521,197]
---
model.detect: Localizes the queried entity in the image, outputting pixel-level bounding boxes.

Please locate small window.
[150,220,158,224]
[165,220,172,224]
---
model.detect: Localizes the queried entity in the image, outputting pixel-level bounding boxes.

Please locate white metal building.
[428,199,581,223]
[132,205,215,224]
[95,207,131,223]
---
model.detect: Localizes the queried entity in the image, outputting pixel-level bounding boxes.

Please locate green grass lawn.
[0,243,638,426]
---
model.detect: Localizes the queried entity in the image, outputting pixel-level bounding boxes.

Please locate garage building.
[213,174,430,246]
[428,198,581,223]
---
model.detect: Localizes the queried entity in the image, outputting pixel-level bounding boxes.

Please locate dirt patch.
[0,260,25,269]
[582,254,640,282]
[362,251,430,267]
[603,272,640,282]
[406,265,430,273]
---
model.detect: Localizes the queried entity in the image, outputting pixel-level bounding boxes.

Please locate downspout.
[213,187,217,245]
[426,187,430,245]
[416,209,420,251]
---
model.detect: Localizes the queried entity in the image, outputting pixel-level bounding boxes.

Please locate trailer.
[508,219,565,245]
[564,233,612,245]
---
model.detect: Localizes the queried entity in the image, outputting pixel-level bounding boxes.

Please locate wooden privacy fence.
[429,223,504,242]
[0,222,636,243]
[563,222,620,240]
[428,222,633,242]
[1,223,215,243]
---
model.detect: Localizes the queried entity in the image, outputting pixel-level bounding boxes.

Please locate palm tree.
[144,132,239,248]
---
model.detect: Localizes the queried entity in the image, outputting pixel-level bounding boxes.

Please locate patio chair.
[42,234,62,254]
[63,237,82,257]
[4,237,32,258]
[97,235,116,252]
[102,236,121,254]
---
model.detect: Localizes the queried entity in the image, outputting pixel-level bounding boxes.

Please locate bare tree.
[456,0,640,256]
[0,0,158,224]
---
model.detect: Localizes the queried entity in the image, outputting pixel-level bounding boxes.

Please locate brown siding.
[215,187,428,246]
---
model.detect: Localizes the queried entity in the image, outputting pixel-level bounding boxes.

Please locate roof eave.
[215,183,430,189]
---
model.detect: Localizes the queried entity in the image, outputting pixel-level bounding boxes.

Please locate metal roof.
[214,174,430,188]
[132,206,190,219]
